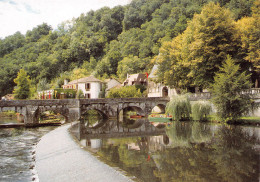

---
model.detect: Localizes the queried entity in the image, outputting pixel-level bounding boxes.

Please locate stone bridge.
[0,97,169,126]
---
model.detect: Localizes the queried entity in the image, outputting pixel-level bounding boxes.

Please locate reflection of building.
[80,139,102,149]
[63,75,103,98]
[148,65,178,98]
[123,73,147,86]
[148,135,171,152]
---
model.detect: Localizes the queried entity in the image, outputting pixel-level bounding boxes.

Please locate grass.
[238,117,260,125]
[207,114,260,125]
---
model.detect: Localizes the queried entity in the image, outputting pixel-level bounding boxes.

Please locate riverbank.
[35,123,134,182]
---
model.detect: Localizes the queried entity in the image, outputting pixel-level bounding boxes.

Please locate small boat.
[148,114,172,122]
[130,115,144,119]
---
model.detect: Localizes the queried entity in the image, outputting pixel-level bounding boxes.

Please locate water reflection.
[80,120,260,182]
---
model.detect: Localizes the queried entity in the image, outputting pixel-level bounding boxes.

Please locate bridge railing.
[188,92,211,101]
[187,88,260,101]
[241,88,260,95]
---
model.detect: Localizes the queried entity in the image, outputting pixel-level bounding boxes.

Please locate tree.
[117,55,149,80]
[210,55,251,122]
[156,2,244,90]
[186,2,243,88]
[236,1,260,87]
[166,94,191,121]
[13,69,32,99]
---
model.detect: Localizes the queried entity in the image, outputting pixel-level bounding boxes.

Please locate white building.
[63,75,103,99]
[147,65,178,98]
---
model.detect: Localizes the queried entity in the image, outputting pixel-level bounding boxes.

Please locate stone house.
[123,73,147,86]
[63,75,103,99]
[147,65,178,98]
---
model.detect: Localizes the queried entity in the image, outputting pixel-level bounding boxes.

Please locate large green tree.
[13,69,32,99]
[210,56,251,122]
[157,2,245,90]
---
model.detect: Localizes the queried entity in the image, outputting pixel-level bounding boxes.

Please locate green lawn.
[207,115,260,125]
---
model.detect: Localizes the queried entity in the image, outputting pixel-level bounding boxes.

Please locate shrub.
[107,86,142,98]
[166,94,191,121]
[191,101,212,121]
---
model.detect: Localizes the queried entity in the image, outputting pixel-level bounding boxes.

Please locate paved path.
[36,124,133,182]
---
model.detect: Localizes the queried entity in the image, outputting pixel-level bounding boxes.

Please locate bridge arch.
[0,107,25,122]
[121,106,146,116]
[34,106,69,123]
[33,106,69,124]
[81,108,109,120]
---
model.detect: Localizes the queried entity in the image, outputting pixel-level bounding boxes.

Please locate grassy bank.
[207,115,260,126]
[0,111,17,118]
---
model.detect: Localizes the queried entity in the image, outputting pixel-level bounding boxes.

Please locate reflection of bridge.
[76,118,167,140]
[0,98,169,126]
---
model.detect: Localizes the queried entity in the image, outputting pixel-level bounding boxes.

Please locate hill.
[0,0,258,97]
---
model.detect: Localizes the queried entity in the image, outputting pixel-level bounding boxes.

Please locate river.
[1,118,260,182]
[0,119,55,182]
[79,119,260,182]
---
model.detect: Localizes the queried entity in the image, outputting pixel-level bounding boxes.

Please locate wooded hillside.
[0,0,258,97]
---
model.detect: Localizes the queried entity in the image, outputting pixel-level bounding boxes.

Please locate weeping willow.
[166,94,191,121]
[191,101,212,121]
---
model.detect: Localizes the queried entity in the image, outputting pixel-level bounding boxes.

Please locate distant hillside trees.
[0,0,258,97]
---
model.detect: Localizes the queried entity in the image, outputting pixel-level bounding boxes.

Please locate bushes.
[166,94,191,121]
[106,86,142,98]
[166,94,212,121]
[191,101,212,121]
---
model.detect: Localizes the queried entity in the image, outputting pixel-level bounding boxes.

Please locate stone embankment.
[35,123,133,182]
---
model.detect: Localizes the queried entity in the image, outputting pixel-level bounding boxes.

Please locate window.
[85,83,90,91]
[86,94,91,98]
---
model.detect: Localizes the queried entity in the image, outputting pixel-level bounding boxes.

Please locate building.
[123,73,147,86]
[147,65,178,98]
[1,94,14,100]
[105,78,122,92]
[63,75,103,99]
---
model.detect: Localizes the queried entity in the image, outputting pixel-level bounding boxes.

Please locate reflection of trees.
[211,126,259,182]
[154,124,259,182]
[153,147,220,182]
[82,110,104,128]
[96,124,259,182]
[166,121,213,148]
[97,137,160,182]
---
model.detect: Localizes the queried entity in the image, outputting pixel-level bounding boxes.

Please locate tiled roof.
[65,76,102,85]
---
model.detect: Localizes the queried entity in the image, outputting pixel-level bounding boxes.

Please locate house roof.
[123,73,147,84]
[64,75,102,86]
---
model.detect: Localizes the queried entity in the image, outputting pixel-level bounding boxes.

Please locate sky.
[0,0,131,39]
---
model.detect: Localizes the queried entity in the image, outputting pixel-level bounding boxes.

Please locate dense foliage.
[210,56,252,121]
[191,101,212,121]
[156,1,259,90]
[166,94,191,121]
[0,0,258,97]
[106,86,142,98]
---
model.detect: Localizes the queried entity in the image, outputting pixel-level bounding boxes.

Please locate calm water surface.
[80,119,260,182]
[0,119,55,182]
